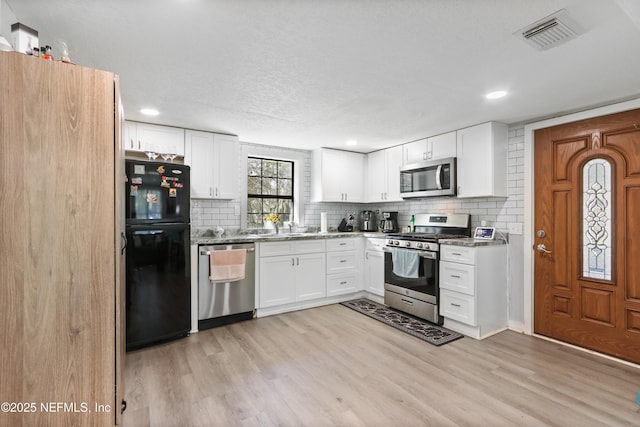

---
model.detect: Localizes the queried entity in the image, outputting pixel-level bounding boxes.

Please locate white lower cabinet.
[439,243,507,339]
[326,238,358,296]
[258,240,326,308]
[364,238,385,296]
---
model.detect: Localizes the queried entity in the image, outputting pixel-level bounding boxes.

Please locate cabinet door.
[403,139,428,164]
[456,122,507,198]
[364,249,384,296]
[185,130,215,199]
[137,122,185,156]
[367,150,386,202]
[385,145,403,201]
[440,289,476,326]
[295,253,326,301]
[314,149,364,202]
[259,256,295,307]
[123,120,139,151]
[428,131,456,160]
[212,134,238,199]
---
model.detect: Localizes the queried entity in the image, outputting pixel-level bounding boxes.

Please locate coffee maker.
[359,210,377,232]
[380,211,399,233]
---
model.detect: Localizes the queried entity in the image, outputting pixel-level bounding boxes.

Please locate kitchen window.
[247,157,294,228]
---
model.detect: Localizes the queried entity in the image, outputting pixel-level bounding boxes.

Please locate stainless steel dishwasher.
[198,242,255,330]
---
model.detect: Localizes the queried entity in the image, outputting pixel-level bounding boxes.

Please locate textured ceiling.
[5,0,640,152]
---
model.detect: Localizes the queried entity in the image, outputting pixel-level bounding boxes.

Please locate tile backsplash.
[191,124,524,234]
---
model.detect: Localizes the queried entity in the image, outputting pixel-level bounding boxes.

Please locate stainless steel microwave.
[400,157,456,198]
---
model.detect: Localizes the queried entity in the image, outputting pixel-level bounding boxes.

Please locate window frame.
[246,156,295,228]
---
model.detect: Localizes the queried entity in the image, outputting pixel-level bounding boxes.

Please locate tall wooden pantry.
[0,50,125,426]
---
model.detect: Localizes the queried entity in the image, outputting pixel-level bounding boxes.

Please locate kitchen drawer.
[259,241,294,257]
[259,239,326,257]
[440,245,476,265]
[440,289,476,326]
[294,239,326,254]
[440,261,475,296]
[365,238,385,252]
[326,272,358,296]
[326,251,357,274]
[326,238,356,252]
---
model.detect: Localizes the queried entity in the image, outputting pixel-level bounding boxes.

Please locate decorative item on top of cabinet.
[312,148,365,202]
[366,145,403,202]
[124,120,185,156]
[456,122,508,198]
[403,131,457,164]
[184,130,238,199]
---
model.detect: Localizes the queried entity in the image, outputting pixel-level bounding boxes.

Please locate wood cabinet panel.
[0,51,120,426]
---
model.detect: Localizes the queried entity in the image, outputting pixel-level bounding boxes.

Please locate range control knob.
[416,242,423,249]
[405,241,411,247]
[394,240,400,246]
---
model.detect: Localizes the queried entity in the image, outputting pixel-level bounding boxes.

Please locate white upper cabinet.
[403,138,428,164]
[184,130,239,199]
[366,145,403,202]
[427,131,457,160]
[403,131,457,164]
[123,121,185,156]
[456,122,508,198]
[312,148,365,202]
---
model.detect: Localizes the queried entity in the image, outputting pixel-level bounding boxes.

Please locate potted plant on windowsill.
[264,213,281,234]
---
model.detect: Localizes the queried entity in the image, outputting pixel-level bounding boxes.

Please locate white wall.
[1,0,17,40]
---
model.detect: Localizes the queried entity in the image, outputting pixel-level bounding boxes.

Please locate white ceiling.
[5,0,640,153]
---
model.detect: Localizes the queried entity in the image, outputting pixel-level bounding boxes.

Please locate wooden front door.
[533,108,640,364]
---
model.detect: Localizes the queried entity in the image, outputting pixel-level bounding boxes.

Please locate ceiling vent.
[515,9,581,51]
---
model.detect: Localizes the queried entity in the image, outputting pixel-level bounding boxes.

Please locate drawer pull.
[451,252,462,256]
[340,281,347,285]
[450,275,461,279]
[340,242,347,246]
[339,259,347,263]
[401,298,414,305]
[450,303,461,307]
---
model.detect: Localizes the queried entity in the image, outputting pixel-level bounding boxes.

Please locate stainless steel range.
[383,213,471,324]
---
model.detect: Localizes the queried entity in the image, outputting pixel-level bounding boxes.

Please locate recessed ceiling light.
[140,108,159,116]
[486,91,508,100]
[346,140,358,146]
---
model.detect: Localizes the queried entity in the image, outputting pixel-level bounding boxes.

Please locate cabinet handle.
[209,188,213,197]
[339,242,346,246]
[345,193,347,201]
[451,303,461,307]
[366,252,369,259]
[339,259,347,263]
[340,281,347,285]
[450,275,461,279]
[451,253,462,256]
[296,257,299,266]
[138,140,141,150]
[215,188,219,197]
[291,258,295,266]
[423,152,427,160]
[401,298,414,305]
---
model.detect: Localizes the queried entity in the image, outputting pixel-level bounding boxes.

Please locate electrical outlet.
[234,204,240,216]
[508,223,523,235]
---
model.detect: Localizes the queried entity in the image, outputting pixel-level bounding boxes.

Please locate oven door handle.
[383,247,437,260]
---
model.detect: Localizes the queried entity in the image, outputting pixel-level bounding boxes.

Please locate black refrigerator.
[125,160,191,351]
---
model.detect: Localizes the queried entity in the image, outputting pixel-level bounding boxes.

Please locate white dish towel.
[391,248,420,278]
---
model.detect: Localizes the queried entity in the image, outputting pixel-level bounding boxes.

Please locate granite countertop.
[192,231,387,245]
[439,237,507,247]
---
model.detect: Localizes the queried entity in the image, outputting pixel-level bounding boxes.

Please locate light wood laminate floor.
[122,304,640,426]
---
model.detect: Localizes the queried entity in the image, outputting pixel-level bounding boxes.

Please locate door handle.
[120,231,127,255]
[536,244,552,254]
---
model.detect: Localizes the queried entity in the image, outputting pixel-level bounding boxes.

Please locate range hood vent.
[515,9,581,51]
